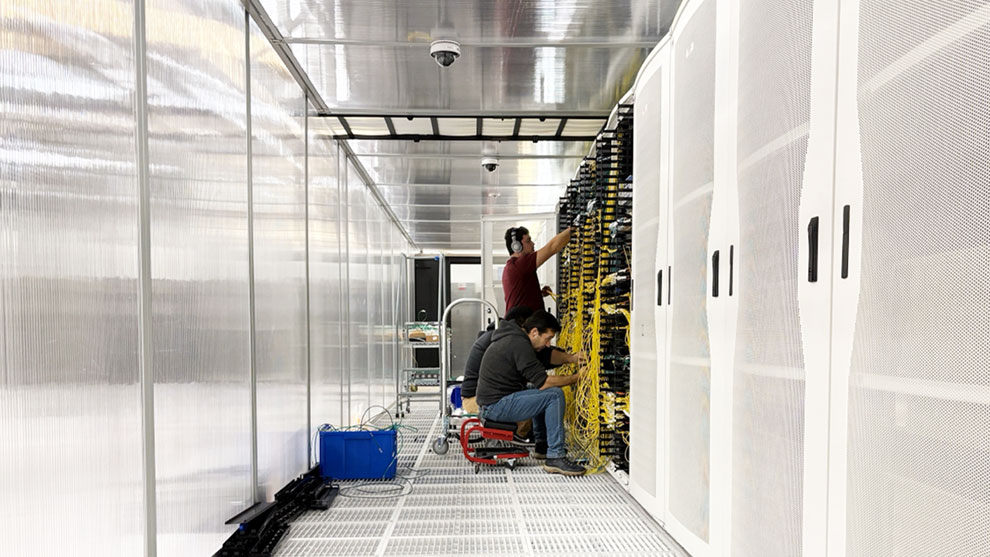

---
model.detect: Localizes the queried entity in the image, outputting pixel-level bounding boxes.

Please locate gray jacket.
[475,321,548,406]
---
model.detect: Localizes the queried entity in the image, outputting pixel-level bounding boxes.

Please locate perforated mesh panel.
[631,64,664,500]
[668,0,717,542]
[847,2,990,556]
[732,0,814,555]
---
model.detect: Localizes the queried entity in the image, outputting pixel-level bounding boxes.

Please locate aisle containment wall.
[628,0,990,556]
[0,1,412,555]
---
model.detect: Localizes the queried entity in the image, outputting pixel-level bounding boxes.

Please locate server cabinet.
[665,0,719,553]
[630,41,671,520]
[725,0,824,555]
[828,1,990,556]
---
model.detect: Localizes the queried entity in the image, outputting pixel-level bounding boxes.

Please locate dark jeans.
[481,387,566,458]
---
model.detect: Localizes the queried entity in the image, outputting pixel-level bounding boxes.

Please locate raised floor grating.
[274,401,687,556]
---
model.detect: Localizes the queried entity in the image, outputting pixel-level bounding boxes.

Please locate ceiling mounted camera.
[481,158,499,172]
[430,39,461,67]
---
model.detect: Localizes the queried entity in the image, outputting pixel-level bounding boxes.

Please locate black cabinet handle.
[841,205,850,279]
[657,270,663,306]
[712,250,720,297]
[668,266,672,306]
[729,245,735,296]
[808,216,819,282]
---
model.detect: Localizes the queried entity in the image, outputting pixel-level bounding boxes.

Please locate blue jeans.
[481,387,566,459]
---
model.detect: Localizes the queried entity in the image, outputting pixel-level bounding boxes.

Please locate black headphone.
[510,228,523,253]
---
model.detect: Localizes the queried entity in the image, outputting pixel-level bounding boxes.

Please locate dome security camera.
[430,39,461,68]
[481,158,499,173]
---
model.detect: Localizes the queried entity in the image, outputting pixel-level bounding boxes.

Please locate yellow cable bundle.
[561,209,615,474]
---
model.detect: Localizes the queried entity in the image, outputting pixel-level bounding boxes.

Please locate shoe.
[543,457,586,476]
[511,433,535,447]
[531,443,547,460]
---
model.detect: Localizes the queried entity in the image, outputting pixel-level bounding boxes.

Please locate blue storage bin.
[449,385,462,409]
[319,429,397,480]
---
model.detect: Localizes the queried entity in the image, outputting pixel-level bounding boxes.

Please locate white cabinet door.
[665,0,719,553]
[725,0,830,556]
[828,1,990,556]
[630,44,669,520]
[654,44,674,525]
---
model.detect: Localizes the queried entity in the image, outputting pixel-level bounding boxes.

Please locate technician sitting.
[461,306,584,444]
[476,311,587,476]
[460,306,534,416]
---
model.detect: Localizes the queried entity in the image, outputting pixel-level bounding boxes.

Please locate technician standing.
[502,225,573,313]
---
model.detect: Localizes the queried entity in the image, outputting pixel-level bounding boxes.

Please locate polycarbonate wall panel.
[249,20,309,499]
[145,0,252,553]
[731,1,814,555]
[347,162,370,422]
[308,125,345,431]
[846,2,990,555]
[368,210,383,411]
[377,217,391,409]
[668,0,716,543]
[385,224,401,409]
[0,2,144,555]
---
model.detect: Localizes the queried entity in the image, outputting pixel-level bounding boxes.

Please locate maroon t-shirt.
[502,252,544,313]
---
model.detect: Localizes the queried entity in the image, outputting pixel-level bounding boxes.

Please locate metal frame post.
[133,0,158,553]
[244,10,260,503]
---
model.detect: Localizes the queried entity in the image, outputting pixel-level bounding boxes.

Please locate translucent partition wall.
[308,122,345,432]
[145,0,253,553]
[367,210,382,410]
[0,2,145,555]
[378,216,390,409]
[346,161,370,422]
[0,1,415,554]
[249,19,309,500]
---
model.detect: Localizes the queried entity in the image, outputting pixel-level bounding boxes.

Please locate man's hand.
[565,351,586,365]
[541,285,554,298]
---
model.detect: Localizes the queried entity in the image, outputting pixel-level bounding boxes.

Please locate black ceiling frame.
[330,134,598,142]
[325,113,606,142]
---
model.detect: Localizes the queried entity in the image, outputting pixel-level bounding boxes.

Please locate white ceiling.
[258,0,682,249]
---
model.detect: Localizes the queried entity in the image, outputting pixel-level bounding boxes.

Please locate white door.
[630,42,670,520]
[665,0,718,553]
[828,1,990,556]
[724,0,833,555]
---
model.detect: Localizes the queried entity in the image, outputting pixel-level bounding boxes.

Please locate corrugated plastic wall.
[0,1,412,555]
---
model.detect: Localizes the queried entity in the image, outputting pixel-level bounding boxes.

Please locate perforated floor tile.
[277,538,380,556]
[382,535,529,556]
[275,401,686,556]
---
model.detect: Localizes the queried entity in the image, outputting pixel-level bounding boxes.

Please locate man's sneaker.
[511,433,535,447]
[531,443,548,460]
[543,457,586,476]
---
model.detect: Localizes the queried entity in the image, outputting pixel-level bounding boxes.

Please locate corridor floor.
[275,401,687,556]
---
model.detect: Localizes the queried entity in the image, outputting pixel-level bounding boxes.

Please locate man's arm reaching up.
[535,227,574,268]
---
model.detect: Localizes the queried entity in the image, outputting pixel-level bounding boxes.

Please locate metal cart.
[431,297,500,455]
[395,254,445,418]
[397,321,442,416]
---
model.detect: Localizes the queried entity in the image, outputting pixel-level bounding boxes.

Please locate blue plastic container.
[449,385,462,409]
[319,429,397,480]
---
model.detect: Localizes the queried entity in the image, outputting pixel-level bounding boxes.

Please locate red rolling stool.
[459,417,530,473]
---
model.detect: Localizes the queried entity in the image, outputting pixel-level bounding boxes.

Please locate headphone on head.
[510,228,523,254]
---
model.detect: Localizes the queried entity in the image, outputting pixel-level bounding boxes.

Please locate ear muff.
[510,228,523,253]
